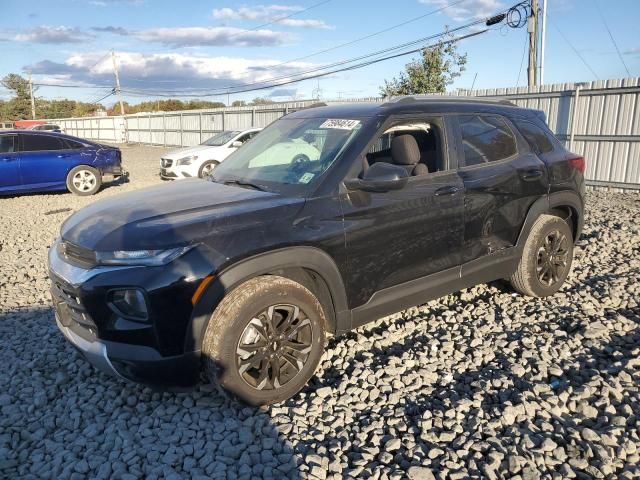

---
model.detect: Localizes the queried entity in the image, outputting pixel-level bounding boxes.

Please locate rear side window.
[0,135,16,153]
[513,119,554,154]
[458,115,517,167]
[63,139,85,149]
[21,134,65,152]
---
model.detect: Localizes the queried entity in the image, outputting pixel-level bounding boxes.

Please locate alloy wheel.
[235,304,313,390]
[201,163,215,178]
[536,230,569,286]
[72,170,97,192]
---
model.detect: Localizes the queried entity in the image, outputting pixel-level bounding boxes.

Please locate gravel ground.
[1,145,639,480]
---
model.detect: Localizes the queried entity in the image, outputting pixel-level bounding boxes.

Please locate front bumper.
[55,313,126,380]
[48,241,206,388]
[102,167,128,183]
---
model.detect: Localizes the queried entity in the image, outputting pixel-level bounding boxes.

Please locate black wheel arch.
[517,190,584,249]
[185,246,350,353]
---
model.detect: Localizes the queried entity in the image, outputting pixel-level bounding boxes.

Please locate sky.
[1,0,639,107]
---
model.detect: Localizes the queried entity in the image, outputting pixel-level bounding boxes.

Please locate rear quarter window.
[513,119,554,154]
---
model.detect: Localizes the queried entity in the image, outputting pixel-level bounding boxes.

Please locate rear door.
[453,113,549,263]
[18,134,70,189]
[0,134,20,191]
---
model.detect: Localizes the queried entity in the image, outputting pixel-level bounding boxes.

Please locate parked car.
[49,98,585,405]
[160,128,262,180]
[27,123,65,134]
[0,130,124,196]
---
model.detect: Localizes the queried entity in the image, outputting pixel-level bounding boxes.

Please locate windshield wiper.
[223,179,268,191]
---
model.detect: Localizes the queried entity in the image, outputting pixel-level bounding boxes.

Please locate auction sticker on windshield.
[319,119,361,130]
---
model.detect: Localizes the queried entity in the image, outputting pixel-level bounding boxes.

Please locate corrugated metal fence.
[54,77,640,189]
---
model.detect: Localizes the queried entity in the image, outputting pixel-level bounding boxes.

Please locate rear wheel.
[66,166,101,196]
[198,160,219,179]
[510,214,573,297]
[202,276,326,405]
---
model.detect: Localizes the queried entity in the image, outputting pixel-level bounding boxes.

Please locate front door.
[0,134,20,191]
[18,134,70,189]
[340,116,465,317]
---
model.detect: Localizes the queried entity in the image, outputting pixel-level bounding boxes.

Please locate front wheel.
[66,166,101,196]
[510,214,574,297]
[198,160,219,179]
[202,276,326,405]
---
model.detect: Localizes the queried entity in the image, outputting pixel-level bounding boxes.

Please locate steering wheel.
[289,154,311,172]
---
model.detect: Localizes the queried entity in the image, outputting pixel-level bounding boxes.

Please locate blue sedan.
[0,130,124,196]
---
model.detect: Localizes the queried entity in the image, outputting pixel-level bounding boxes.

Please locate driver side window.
[363,119,446,177]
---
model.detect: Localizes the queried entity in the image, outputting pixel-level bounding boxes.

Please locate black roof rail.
[381,95,517,107]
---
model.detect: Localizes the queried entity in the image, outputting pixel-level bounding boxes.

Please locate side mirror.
[344,162,409,192]
[231,141,243,148]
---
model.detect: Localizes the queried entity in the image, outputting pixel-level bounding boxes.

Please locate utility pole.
[111,50,125,116]
[539,0,548,84]
[28,72,36,119]
[527,0,539,87]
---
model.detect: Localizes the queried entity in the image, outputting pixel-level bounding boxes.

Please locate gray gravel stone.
[1,148,639,479]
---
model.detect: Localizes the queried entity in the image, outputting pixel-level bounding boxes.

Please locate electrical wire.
[121,14,494,98]
[591,0,630,77]
[221,0,333,41]
[90,89,116,105]
[516,30,528,86]
[122,30,488,99]
[547,14,599,79]
[261,0,469,71]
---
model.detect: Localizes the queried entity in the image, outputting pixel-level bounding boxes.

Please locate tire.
[202,275,326,406]
[198,160,219,179]
[66,166,102,196]
[510,214,574,297]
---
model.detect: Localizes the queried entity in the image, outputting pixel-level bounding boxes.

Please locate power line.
[32,82,114,89]
[122,30,489,99]
[88,52,112,71]
[547,14,599,79]
[263,0,468,71]
[122,17,491,97]
[591,0,630,77]
[223,0,333,40]
[516,30,528,86]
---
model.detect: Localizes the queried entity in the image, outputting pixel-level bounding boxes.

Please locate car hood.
[61,179,304,251]
[163,145,221,160]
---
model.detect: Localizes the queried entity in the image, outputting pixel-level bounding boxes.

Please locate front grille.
[59,241,97,268]
[161,158,173,168]
[50,275,96,330]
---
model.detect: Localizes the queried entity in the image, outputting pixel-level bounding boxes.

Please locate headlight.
[176,155,197,166]
[95,246,194,266]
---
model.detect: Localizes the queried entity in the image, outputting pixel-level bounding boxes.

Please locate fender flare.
[516,190,584,249]
[184,246,350,353]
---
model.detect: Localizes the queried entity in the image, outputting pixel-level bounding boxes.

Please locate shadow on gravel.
[0,306,303,479]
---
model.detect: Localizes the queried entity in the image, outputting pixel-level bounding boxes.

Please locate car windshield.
[211,117,364,194]
[202,130,240,146]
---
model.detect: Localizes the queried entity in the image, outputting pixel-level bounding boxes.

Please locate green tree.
[232,100,247,107]
[250,97,274,106]
[1,74,33,119]
[379,35,467,97]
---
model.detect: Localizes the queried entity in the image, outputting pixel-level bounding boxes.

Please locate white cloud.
[418,0,504,21]
[213,4,332,29]
[13,26,95,44]
[28,51,317,93]
[131,26,293,47]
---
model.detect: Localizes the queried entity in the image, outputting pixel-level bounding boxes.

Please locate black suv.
[49,98,585,405]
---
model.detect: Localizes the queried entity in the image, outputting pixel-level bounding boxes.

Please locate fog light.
[109,289,148,321]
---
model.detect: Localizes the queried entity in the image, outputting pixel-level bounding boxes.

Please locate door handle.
[521,169,543,181]
[0,157,15,162]
[434,185,460,196]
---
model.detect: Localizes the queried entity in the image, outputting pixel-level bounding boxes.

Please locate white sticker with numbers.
[299,172,315,184]
[319,119,361,130]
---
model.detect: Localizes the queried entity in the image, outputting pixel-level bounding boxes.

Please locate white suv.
[160,128,262,180]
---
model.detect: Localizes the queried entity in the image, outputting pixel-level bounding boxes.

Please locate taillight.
[567,156,585,173]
